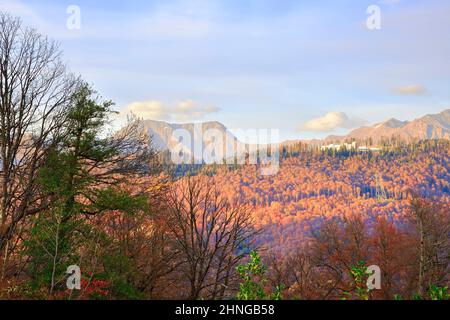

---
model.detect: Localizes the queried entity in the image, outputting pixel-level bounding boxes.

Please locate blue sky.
[1,0,450,140]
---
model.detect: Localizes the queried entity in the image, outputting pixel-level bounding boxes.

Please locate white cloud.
[300,112,366,132]
[392,85,427,96]
[122,101,169,120]
[121,99,220,122]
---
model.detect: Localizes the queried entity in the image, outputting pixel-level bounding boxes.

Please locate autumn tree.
[166,176,258,299]
[369,216,416,299]
[408,193,450,297]
[0,13,78,257]
[309,215,370,299]
[95,180,182,299]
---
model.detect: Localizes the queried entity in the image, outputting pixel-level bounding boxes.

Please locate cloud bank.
[122,100,220,122]
[300,112,366,132]
[392,85,427,96]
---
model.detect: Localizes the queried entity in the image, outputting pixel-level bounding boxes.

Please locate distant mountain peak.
[298,109,450,147]
[375,118,408,129]
[140,119,238,157]
[340,109,450,143]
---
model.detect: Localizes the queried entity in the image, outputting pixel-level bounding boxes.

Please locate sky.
[1,0,450,141]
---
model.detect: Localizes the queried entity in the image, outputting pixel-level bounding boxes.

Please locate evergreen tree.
[24,84,152,295]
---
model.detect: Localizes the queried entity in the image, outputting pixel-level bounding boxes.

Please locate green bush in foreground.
[236,251,283,300]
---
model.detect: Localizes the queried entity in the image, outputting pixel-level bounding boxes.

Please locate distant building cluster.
[320,141,382,152]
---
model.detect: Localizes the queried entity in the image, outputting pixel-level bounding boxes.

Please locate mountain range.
[323,109,450,144]
[141,109,450,151]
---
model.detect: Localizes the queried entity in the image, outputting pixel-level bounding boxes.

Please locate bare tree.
[265,248,320,300]
[0,13,78,254]
[94,182,182,299]
[309,215,370,299]
[408,193,450,296]
[166,176,258,300]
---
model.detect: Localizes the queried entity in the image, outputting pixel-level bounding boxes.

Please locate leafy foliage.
[236,251,283,300]
[342,261,372,300]
[427,285,449,300]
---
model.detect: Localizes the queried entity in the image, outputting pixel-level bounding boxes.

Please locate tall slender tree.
[0,13,78,255]
[24,83,156,294]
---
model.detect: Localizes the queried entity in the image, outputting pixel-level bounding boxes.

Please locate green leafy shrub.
[236,251,283,300]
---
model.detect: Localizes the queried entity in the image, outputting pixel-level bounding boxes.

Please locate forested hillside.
[200,141,450,252]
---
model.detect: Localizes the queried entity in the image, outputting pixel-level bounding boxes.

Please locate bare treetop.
[0,13,79,253]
